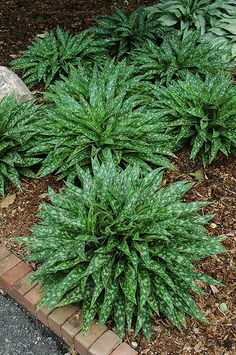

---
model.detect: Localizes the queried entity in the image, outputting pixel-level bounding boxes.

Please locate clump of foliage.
[150,72,236,166]
[28,61,173,181]
[145,0,236,61]
[19,157,225,339]
[0,95,42,196]
[145,0,236,38]
[131,32,228,85]
[205,16,236,61]
[10,26,106,88]
[92,8,172,59]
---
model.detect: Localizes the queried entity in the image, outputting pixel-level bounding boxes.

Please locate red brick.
[1,261,32,290]
[0,254,21,278]
[74,321,107,355]
[111,342,138,355]
[88,330,121,355]
[37,305,52,327]
[61,310,83,347]
[24,285,41,315]
[13,272,36,294]
[48,305,78,337]
[11,272,37,304]
[0,247,11,261]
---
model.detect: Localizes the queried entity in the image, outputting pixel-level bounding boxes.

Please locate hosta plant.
[205,16,236,61]
[28,61,174,181]
[19,157,225,339]
[92,8,172,59]
[145,0,236,37]
[150,72,236,166]
[10,26,106,88]
[0,95,42,196]
[131,31,229,85]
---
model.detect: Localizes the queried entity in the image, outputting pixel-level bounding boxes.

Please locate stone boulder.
[0,66,33,103]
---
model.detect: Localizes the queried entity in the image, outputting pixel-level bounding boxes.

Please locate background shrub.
[145,0,236,61]
[205,16,236,61]
[19,157,225,339]
[0,95,42,196]
[145,0,236,37]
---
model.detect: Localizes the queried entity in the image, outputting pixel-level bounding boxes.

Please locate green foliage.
[205,16,236,61]
[150,72,236,166]
[10,26,106,88]
[19,157,225,339]
[145,0,236,59]
[145,0,236,37]
[0,95,42,196]
[92,8,171,59]
[28,61,174,181]
[131,31,229,85]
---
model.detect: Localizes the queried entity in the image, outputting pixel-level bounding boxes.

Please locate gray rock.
[0,66,33,103]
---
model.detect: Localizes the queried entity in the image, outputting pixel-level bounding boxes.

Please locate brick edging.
[0,247,138,355]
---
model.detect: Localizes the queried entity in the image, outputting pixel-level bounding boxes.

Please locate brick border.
[0,246,138,355]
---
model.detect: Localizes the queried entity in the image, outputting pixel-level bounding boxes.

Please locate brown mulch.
[0,0,154,66]
[0,176,64,258]
[0,1,235,354]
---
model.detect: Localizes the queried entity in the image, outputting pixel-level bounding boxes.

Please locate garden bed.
[0,1,236,354]
[1,150,235,355]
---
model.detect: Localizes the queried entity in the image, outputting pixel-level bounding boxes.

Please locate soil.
[0,0,154,66]
[0,1,235,355]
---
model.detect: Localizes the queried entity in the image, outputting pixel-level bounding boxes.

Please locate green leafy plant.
[145,0,236,61]
[0,95,42,196]
[28,61,174,181]
[18,157,225,339]
[150,72,236,166]
[92,8,172,59]
[10,26,106,88]
[145,0,236,37]
[131,31,229,85]
[205,16,236,61]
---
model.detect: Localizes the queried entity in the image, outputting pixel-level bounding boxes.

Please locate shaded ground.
[0,1,235,354]
[0,294,69,355]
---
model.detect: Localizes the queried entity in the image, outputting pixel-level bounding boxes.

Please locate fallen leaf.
[131,341,138,348]
[36,32,48,38]
[193,170,205,180]
[0,194,16,208]
[39,193,48,199]
[74,310,81,320]
[0,288,5,295]
[193,327,200,334]
[162,178,167,187]
[9,54,18,59]
[210,223,217,229]
[194,341,204,352]
[219,303,228,313]
[210,285,219,294]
